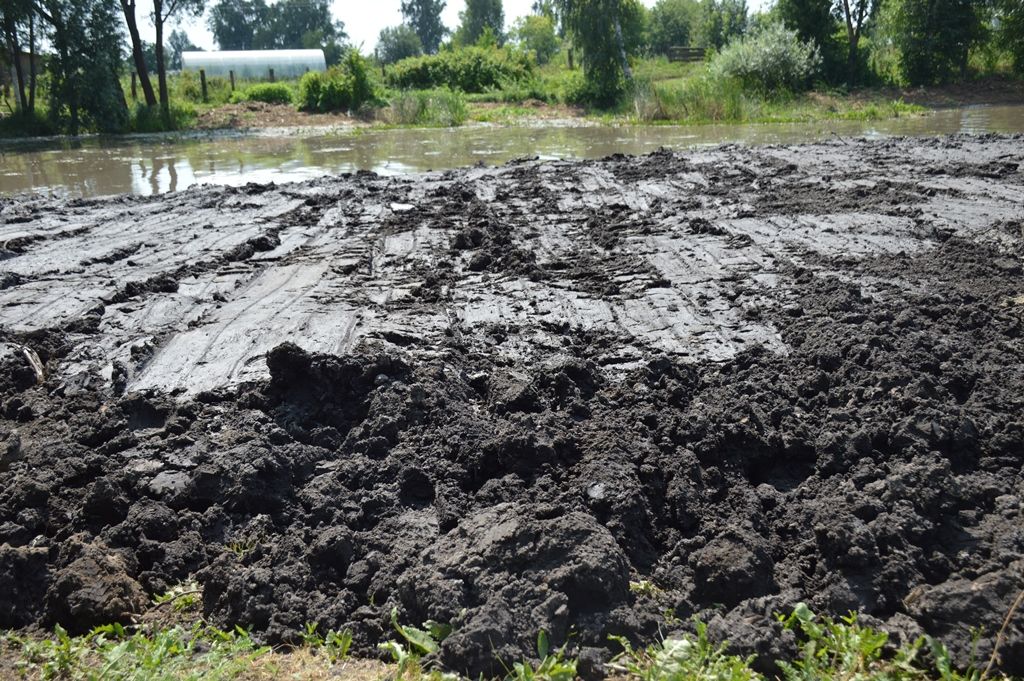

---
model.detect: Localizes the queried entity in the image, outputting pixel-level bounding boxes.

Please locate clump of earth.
[0,134,1022,676]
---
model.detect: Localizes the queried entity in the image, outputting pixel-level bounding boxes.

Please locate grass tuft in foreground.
[1,604,1019,681]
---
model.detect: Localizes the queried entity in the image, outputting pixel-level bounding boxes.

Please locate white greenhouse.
[180,49,326,80]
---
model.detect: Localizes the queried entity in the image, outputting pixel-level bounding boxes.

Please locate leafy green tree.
[34,0,129,134]
[208,0,268,50]
[208,0,347,64]
[995,0,1024,73]
[1,0,33,111]
[265,0,347,51]
[455,0,505,46]
[647,0,700,55]
[167,29,198,70]
[376,24,423,65]
[834,0,877,81]
[152,0,205,125]
[512,14,559,63]
[563,0,644,104]
[774,0,835,49]
[699,0,747,50]
[885,0,984,84]
[773,0,841,79]
[401,0,448,54]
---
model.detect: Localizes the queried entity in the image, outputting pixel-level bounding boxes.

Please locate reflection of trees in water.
[137,152,180,194]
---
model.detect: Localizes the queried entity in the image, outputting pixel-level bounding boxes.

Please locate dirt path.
[0,135,1022,676]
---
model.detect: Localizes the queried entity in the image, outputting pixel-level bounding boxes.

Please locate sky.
[133,0,771,54]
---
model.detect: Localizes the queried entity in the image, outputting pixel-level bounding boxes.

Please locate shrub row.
[387,47,535,93]
[298,51,377,113]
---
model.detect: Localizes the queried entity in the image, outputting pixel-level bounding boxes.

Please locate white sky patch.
[133,0,771,55]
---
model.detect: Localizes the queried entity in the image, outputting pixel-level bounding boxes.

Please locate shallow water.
[2,104,1022,198]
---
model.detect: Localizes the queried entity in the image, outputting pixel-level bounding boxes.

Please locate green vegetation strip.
[1,604,1017,681]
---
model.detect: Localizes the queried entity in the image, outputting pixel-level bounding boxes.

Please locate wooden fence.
[667,46,707,63]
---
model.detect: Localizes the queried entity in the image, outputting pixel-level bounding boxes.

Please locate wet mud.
[1,134,1023,676]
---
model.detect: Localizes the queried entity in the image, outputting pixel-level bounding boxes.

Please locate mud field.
[1,134,1023,676]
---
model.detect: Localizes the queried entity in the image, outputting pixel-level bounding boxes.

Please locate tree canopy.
[207,0,347,62]
[512,13,559,64]
[455,0,505,46]
[884,0,984,84]
[647,0,700,55]
[401,0,448,54]
[376,24,423,65]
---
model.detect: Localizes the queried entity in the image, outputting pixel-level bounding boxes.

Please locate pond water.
[2,104,1022,198]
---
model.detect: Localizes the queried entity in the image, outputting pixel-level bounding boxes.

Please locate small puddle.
[2,104,1023,198]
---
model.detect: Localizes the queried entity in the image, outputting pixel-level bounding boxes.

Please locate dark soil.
[0,134,1022,677]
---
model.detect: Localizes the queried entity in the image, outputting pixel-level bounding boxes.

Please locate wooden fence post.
[268,67,275,82]
[200,69,208,102]
[229,70,235,91]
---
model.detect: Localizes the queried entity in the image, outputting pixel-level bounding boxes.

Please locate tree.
[167,28,198,70]
[995,0,1024,74]
[265,0,347,50]
[456,0,505,46]
[563,0,644,104]
[512,14,559,63]
[885,0,983,84]
[1,1,30,112]
[774,0,841,79]
[208,0,268,50]
[118,0,157,107]
[834,0,877,81]
[33,0,129,134]
[208,0,347,64]
[151,0,204,125]
[401,0,447,54]
[647,0,700,55]
[699,0,747,50]
[376,25,423,65]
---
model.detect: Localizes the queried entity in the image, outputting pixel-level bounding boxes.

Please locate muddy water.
[2,104,1023,198]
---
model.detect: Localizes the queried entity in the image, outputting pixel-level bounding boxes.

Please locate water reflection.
[2,104,1022,198]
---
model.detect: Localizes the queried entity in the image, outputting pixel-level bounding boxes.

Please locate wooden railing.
[667,46,707,63]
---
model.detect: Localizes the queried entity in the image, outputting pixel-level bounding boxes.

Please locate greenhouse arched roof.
[180,50,326,80]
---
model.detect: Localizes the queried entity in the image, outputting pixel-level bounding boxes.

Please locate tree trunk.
[3,13,28,111]
[28,12,35,112]
[846,32,859,83]
[120,0,157,107]
[154,0,170,126]
[613,15,633,81]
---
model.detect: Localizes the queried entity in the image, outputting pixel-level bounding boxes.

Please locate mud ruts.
[0,134,1022,676]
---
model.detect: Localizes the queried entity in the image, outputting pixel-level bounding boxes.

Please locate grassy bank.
[0,53,956,139]
[1,602,1019,681]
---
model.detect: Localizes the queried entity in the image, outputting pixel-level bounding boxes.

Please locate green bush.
[710,22,821,92]
[0,109,57,138]
[387,46,535,93]
[388,88,468,126]
[235,82,294,105]
[129,102,197,133]
[297,51,378,113]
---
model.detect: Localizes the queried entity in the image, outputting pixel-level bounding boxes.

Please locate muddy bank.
[0,135,1023,676]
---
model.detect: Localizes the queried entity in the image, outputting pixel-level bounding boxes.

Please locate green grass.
[386,88,468,126]
[2,605,1017,681]
[624,74,926,125]
[5,623,270,681]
